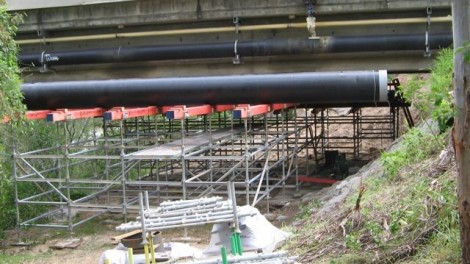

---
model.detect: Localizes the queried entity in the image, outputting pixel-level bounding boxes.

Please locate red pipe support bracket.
[26,110,53,120]
[166,105,213,120]
[214,105,236,112]
[233,104,296,119]
[104,106,158,121]
[233,104,270,119]
[47,108,105,122]
[271,103,297,111]
[2,110,53,123]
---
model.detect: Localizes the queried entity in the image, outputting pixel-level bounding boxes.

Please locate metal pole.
[139,192,148,244]
[305,108,310,175]
[12,143,21,242]
[63,121,72,235]
[155,116,161,203]
[180,119,188,238]
[294,107,299,191]
[103,120,111,205]
[120,120,128,222]
[244,118,250,205]
[209,113,214,185]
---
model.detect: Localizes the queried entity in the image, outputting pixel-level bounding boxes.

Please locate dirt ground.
[0,189,305,264]
[1,215,215,264]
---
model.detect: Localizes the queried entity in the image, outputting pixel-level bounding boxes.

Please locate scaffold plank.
[104,106,158,121]
[127,129,239,158]
[47,108,105,122]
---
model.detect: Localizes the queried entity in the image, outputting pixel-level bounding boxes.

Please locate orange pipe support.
[2,110,53,123]
[166,105,213,120]
[104,106,158,121]
[233,103,296,119]
[271,103,297,111]
[233,104,270,119]
[25,110,53,120]
[157,106,173,115]
[47,108,105,122]
[214,105,236,112]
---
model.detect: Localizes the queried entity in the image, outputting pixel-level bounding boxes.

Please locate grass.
[0,253,37,264]
[285,125,459,263]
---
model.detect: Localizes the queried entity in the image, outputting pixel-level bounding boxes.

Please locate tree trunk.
[452,0,470,263]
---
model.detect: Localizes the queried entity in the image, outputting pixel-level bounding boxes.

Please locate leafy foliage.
[381,128,444,178]
[0,5,24,235]
[0,6,24,118]
[400,48,454,132]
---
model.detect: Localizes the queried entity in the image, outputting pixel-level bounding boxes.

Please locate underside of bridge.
[6,0,450,231]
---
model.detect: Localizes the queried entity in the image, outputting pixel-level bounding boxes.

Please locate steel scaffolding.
[11,103,405,231]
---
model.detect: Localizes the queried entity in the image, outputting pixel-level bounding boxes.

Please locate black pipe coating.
[19,33,452,67]
[21,71,388,110]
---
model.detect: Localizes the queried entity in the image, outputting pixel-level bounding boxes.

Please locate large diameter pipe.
[19,33,452,67]
[21,70,388,110]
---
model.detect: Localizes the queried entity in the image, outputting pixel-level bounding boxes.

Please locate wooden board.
[111,229,142,243]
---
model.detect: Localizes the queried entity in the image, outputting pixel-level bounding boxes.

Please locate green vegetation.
[285,49,459,263]
[0,6,24,117]
[0,6,102,235]
[400,48,454,132]
[381,127,444,178]
[0,5,25,236]
[0,253,37,264]
[0,6,64,237]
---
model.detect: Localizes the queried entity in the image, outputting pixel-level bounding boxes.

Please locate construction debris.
[192,251,297,264]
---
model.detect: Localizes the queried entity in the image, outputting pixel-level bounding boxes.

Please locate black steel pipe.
[21,71,388,110]
[19,33,452,67]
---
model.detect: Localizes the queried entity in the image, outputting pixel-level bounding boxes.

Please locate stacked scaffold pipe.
[190,251,298,264]
[116,196,252,232]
